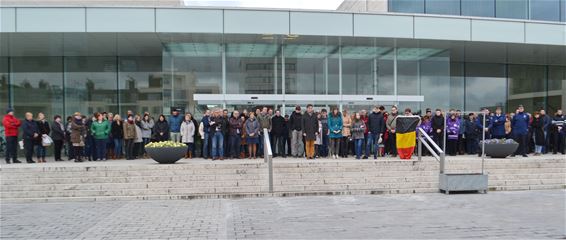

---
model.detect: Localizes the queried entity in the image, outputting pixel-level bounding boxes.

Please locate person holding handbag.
[34,112,50,163]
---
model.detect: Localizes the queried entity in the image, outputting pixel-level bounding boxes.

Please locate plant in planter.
[479,138,519,158]
[145,141,187,164]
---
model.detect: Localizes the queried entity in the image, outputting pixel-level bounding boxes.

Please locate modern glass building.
[0,0,564,119]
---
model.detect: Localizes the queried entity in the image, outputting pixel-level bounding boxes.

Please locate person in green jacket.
[91,112,110,161]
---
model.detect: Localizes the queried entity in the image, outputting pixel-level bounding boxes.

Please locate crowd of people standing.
[2,104,565,164]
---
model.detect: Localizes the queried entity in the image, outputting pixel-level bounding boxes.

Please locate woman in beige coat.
[341,110,352,158]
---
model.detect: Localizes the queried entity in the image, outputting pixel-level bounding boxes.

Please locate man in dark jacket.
[302,104,318,159]
[289,106,303,157]
[168,109,183,143]
[540,109,552,153]
[51,115,66,161]
[271,110,286,158]
[228,111,243,159]
[464,113,479,154]
[431,109,445,149]
[551,109,565,154]
[476,107,491,139]
[366,106,385,159]
[511,105,530,157]
[489,107,506,139]
[209,109,226,160]
[2,108,22,164]
[22,112,39,163]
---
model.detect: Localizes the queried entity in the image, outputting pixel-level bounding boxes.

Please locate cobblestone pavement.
[1,190,564,239]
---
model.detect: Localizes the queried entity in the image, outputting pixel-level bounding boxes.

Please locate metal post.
[263,128,273,193]
[443,111,447,153]
[418,131,422,161]
[481,111,486,175]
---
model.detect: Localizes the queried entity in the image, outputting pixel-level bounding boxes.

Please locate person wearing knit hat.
[6,107,14,114]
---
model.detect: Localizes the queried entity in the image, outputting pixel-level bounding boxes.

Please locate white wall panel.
[354,14,413,38]
[17,8,85,32]
[156,9,222,33]
[414,16,470,41]
[87,8,154,32]
[290,12,352,36]
[224,10,289,35]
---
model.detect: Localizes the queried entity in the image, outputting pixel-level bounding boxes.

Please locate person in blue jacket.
[328,107,343,159]
[511,105,530,157]
[168,109,183,143]
[489,106,506,139]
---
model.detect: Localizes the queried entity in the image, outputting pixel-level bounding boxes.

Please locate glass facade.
[390,0,566,22]
[1,36,564,120]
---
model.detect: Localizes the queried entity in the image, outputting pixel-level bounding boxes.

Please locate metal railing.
[417,127,446,174]
[263,128,273,193]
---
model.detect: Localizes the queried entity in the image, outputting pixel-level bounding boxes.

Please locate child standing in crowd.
[352,112,366,160]
[141,114,154,157]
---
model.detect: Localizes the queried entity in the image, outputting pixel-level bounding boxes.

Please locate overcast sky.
[183,0,344,10]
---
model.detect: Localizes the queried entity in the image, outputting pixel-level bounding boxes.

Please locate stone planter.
[480,141,519,158]
[145,147,186,164]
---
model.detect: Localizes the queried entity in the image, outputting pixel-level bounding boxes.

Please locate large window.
[418,49,451,111]
[507,65,547,112]
[425,0,461,15]
[461,0,495,17]
[11,57,64,118]
[389,0,425,13]
[163,42,222,116]
[342,46,394,95]
[548,66,565,113]
[562,0,566,22]
[530,0,561,21]
[226,43,281,94]
[449,63,465,111]
[496,0,528,19]
[464,63,507,112]
[285,44,339,95]
[119,57,163,116]
[0,58,8,110]
[65,57,118,115]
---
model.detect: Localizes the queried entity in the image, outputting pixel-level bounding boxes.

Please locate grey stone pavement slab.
[1,190,564,239]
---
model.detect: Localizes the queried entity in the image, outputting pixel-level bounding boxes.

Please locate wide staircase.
[1,156,564,203]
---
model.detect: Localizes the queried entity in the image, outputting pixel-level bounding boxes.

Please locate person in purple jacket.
[418,115,433,156]
[446,112,460,156]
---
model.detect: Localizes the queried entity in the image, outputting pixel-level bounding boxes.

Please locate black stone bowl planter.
[479,141,519,158]
[145,147,186,164]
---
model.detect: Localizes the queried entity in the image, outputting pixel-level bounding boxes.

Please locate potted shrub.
[479,139,519,158]
[145,141,187,164]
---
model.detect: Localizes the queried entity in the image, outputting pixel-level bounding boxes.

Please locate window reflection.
[0,58,8,109]
[342,46,393,95]
[226,43,281,94]
[11,57,64,118]
[65,57,118,115]
[119,57,163,116]
[285,44,339,95]
[465,63,507,111]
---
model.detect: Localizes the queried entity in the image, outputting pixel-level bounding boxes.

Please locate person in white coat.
[181,113,196,159]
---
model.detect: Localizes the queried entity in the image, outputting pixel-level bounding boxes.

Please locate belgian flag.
[395,116,420,159]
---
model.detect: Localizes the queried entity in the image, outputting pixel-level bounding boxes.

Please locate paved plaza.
[1,190,564,239]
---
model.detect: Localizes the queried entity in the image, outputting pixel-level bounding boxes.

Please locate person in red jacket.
[3,108,22,164]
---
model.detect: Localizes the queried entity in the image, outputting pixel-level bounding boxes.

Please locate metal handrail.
[417,127,446,174]
[263,128,273,193]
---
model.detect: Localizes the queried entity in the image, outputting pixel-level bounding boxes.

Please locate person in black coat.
[531,112,545,155]
[302,104,318,159]
[431,109,445,149]
[51,115,66,161]
[22,112,39,163]
[111,115,124,159]
[153,115,170,142]
[271,110,286,158]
